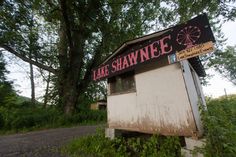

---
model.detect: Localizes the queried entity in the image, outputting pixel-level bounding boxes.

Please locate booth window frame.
[108,71,136,95]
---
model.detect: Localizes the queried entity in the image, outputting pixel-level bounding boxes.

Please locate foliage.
[58,110,106,126]
[209,46,236,85]
[0,51,17,108]
[62,129,181,157]
[0,112,3,129]
[164,0,236,22]
[0,100,106,133]
[199,95,236,157]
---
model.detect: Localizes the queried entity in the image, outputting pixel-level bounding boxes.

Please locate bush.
[0,100,107,133]
[58,110,107,126]
[0,112,3,129]
[8,108,61,130]
[200,95,236,157]
[0,107,60,131]
[62,129,181,157]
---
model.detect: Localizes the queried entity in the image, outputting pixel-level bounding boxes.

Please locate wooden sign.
[168,41,215,64]
[92,14,215,81]
[176,41,214,61]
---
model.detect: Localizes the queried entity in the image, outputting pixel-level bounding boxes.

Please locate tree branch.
[1,45,57,74]
[45,0,56,8]
[78,39,104,93]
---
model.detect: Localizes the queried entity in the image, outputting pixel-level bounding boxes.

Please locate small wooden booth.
[90,100,107,110]
[92,14,215,138]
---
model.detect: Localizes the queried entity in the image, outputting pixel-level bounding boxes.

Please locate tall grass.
[61,129,181,157]
[200,95,236,157]
[0,102,106,133]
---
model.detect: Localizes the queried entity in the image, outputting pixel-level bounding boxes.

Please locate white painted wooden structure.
[107,59,206,137]
[96,13,215,139]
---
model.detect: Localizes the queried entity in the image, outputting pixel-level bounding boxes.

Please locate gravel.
[0,125,99,157]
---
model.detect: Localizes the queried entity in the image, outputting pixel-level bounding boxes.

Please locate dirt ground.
[0,125,99,157]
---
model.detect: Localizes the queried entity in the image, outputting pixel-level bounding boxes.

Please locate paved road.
[0,125,99,157]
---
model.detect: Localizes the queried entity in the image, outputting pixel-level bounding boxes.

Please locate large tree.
[1,0,236,114]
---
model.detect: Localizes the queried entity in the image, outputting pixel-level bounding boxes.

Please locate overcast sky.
[202,20,236,97]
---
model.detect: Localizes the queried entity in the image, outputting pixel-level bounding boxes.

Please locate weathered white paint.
[180,60,204,136]
[107,92,137,125]
[107,63,202,136]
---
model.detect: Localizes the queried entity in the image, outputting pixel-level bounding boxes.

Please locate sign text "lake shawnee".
[92,35,172,81]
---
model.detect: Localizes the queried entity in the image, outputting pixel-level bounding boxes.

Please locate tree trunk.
[62,78,79,114]
[29,62,36,104]
[60,42,82,114]
[57,0,97,114]
[43,72,51,107]
[57,21,80,114]
[57,58,80,114]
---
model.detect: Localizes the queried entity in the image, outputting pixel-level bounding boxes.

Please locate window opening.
[109,71,136,94]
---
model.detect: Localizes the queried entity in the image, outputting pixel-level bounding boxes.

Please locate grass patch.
[0,105,106,134]
[61,129,181,157]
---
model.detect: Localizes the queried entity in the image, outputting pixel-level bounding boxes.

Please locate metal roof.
[102,29,170,64]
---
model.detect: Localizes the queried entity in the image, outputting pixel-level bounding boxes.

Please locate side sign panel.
[176,41,214,61]
[168,41,215,64]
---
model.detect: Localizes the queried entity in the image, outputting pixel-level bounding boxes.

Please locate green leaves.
[209,46,236,85]
[0,53,16,107]
[62,130,181,157]
[201,96,236,157]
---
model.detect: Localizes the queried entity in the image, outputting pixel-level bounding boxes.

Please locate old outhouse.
[92,14,215,138]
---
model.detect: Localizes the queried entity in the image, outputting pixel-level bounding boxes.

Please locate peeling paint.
[107,63,203,137]
[109,110,197,136]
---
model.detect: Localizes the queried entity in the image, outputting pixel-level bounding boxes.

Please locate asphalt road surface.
[0,125,99,157]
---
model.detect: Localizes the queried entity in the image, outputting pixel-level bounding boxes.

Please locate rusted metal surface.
[107,63,203,137]
[108,110,197,136]
[108,122,196,137]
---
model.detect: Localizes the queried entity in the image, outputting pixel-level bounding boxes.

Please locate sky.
[5,19,236,100]
[202,20,236,98]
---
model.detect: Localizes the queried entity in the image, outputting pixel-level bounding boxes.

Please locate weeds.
[62,129,181,157]
[0,104,106,134]
[199,95,236,157]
